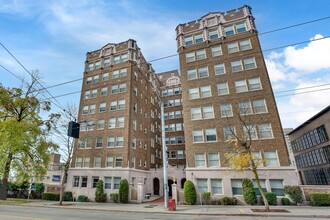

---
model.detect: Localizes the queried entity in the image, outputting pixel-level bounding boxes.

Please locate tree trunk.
[252,166,269,210]
[0,154,13,200]
[59,161,70,205]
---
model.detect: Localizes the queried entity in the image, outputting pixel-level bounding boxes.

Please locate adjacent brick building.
[289,105,330,185]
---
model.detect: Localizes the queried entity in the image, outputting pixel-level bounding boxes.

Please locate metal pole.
[161,102,168,209]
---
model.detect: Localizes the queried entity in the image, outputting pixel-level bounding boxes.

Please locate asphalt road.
[0,204,322,220]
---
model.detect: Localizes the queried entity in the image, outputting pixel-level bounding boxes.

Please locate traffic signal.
[67,121,80,139]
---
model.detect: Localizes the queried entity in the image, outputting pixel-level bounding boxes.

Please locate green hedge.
[281,197,291,205]
[218,197,237,205]
[183,180,196,205]
[78,195,88,202]
[283,185,303,205]
[310,193,330,206]
[110,193,119,203]
[119,179,129,203]
[261,192,277,205]
[42,192,60,201]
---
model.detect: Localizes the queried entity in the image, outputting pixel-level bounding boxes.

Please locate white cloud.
[284,34,330,72]
[265,58,286,82]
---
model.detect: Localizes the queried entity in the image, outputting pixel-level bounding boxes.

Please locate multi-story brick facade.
[66,39,164,200]
[289,105,330,185]
[176,5,298,199]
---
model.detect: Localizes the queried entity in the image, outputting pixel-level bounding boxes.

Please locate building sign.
[52,175,61,182]
[166,75,180,87]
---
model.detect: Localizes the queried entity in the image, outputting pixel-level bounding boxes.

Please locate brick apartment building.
[65,5,299,202]
[289,105,330,185]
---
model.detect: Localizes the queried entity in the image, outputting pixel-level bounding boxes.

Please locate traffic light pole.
[161,103,168,209]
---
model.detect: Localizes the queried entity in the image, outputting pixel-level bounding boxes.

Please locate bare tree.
[223,100,270,210]
[49,103,80,205]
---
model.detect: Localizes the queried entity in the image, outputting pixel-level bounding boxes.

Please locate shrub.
[35,183,45,194]
[183,180,196,205]
[219,197,237,205]
[63,191,73,201]
[281,197,291,206]
[261,192,277,205]
[78,195,89,202]
[283,185,303,205]
[201,192,211,204]
[119,179,129,203]
[310,193,330,206]
[42,192,60,201]
[242,178,257,205]
[110,193,119,203]
[95,180,106,202]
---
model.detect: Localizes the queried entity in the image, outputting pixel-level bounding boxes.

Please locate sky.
[1,0,330,129]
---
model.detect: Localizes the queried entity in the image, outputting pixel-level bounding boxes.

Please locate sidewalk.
[18,199,330,218]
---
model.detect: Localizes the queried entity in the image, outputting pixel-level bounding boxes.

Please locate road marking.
[0,214,48,220]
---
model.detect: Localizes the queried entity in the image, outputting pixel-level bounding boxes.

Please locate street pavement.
[12,198,330,218]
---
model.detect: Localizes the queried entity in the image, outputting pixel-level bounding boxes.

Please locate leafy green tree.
[183,180,196,205]
[0,72,57,200]
[119,179,129,203]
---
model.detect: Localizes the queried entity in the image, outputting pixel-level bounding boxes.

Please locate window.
[220,103,233,117]
[195,34,203,43]
[195,153,206,167]
[217,83,229,95]
[253,179,266,195]
[200,85,211,98]
[113,53,128,64]
[243,58,256,70]
[197,179,208,193]
[227,42,239,53]
[115,157,123,167]
[117,136,124,146]
[117,117,124,127]
[239,100,252,115]
[106,156,113,167]
[235,80,247,93]
[198,67,208,78]
[81,177,88,187]
[248,77,262,91]
[211,179,222,194]
[208,30,218,40]
[83,157,90,167]
[240,39,252,51]
[95,61,101,70]
[224,25,234,36]
[87,63,94,71]
[258,123,273,139]
[184,36,193,46]
[270,179,284,196]
[96,137,103,148]
[92,176,99,188]
[84,91,90,100]
[73,176,79,187]
[196,49,206,60]
[114,177,121,189]
[208,153,220,167]
[92,75,99,83]
[189,87,199,99]
[231,60,243,72]
[191,107,202,120]
[224,22,246,36]
[119,83,126,93]
[118,99,125,109]
[193,130,203,143]
[224,126,236,140]
[177,150,185,159]
[75,157,82,167]
[108,118,116,129]
[264,151,278,166]
[94,157,101,167]
[99,102,106,113]
[82,106,88,115]
[104,177,112,189]
[243,125,258,140]
[101,87,107,96]
[111,85,118,94]
[187,69,197,80]
[253,99,267,113]
[203,106,214,119]
[231,179,243,195]
[102,72,109,81]
[104,58,110,67]
[211,45,222,57]
[205,128,217,142]
[214,63,225,75]
[236,22,246,33]
[186,52,195,62]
